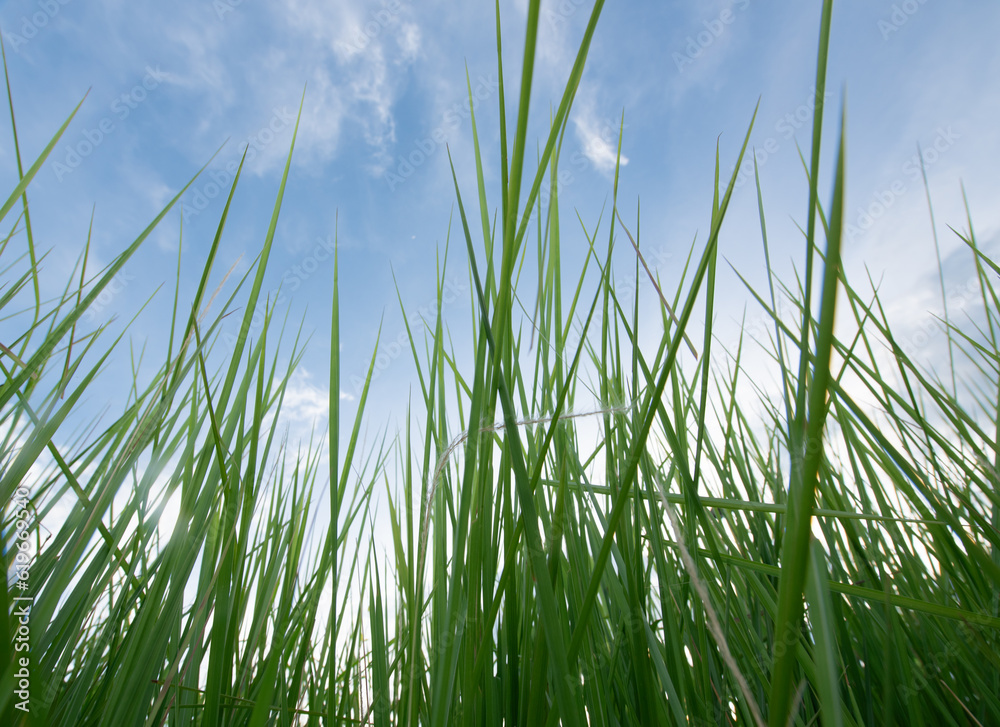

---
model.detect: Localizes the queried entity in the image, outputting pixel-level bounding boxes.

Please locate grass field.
[2,1,999,725]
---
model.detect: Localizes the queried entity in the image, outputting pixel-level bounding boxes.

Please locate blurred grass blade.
[805,538,845,727]
[770,95,847,727]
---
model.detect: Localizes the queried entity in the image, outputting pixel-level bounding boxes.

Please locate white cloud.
[260,0,418,175]
[572,97,628,176]
[397,22,422,63]
[94,0,421,180]
[665,0,752,103]
[282,367,330,425]
[278,367,355,427]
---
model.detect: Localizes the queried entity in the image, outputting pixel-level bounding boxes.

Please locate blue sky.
[3,0,1000,476]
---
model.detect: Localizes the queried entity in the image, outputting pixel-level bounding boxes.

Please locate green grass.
[3,1,1000,725]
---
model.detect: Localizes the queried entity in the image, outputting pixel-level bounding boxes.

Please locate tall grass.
[3,1,999,725]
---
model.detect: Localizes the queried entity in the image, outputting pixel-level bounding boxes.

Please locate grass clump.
[3,1,999,725]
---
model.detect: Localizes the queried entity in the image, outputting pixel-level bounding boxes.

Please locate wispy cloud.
[572,96,628,176]
[268,0,418,175]
[282,368,353,432]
